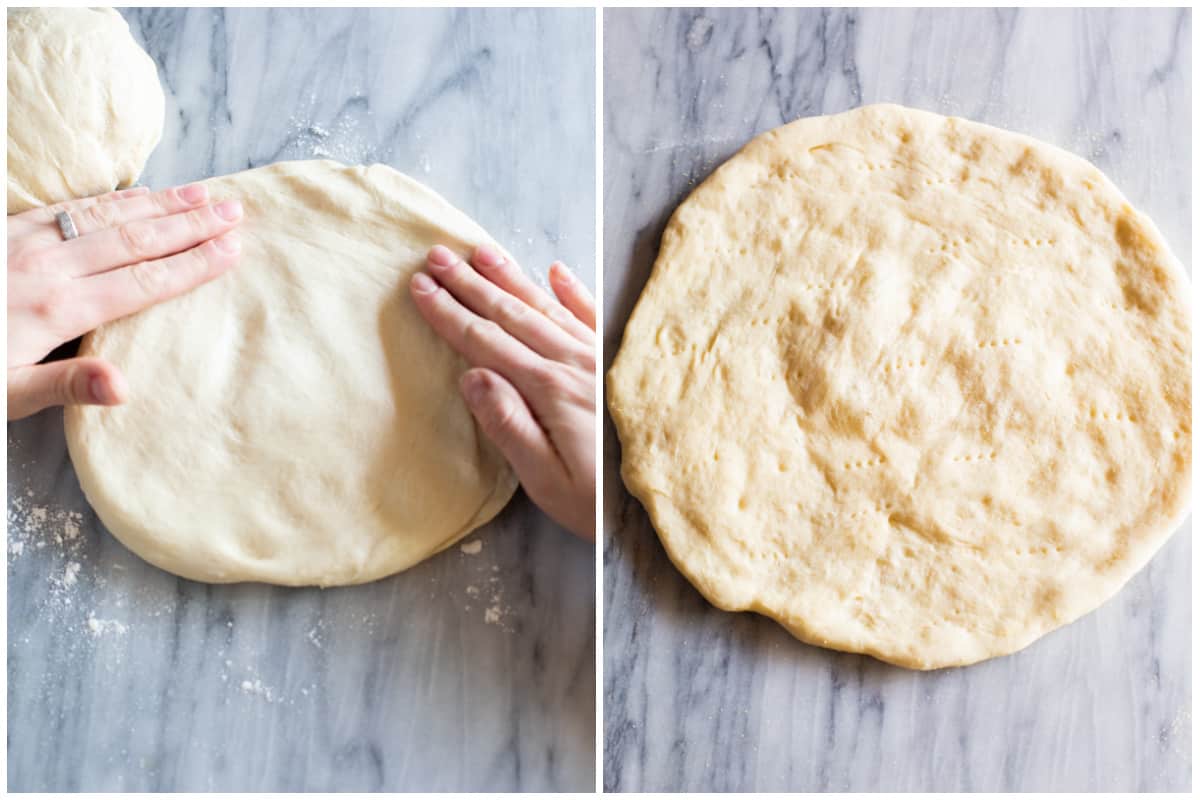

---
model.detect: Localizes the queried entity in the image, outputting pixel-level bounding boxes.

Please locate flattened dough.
[66,160,518,586]
[608,104,1191,669]
[7,7,164,214]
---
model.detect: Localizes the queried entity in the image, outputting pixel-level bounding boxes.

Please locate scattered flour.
[285,102,376,165]
[459,548,513,630]
[8,490,88,566]
[306,625,324,649]
[239,678,279,704]
[686,16,714,51]
[228,661,317,707]
[61,561,81,587]
[86,613,128,637]
[7,466,119,652]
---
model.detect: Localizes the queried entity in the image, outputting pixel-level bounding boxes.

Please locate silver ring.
[55,210,79,241]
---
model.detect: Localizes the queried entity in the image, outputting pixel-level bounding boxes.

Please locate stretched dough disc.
[66,160,518,586]
[7,7,164,214]
[608,104,1191,669]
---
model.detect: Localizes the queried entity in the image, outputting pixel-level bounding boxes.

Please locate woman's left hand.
[7,183,243,420]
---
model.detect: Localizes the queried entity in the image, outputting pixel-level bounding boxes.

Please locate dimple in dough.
[7,7,164,214]
[65,160,518,586]
[607,104,1191,670]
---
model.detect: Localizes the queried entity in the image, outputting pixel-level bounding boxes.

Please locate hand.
[410,244,596,541]
[7,184,243,420]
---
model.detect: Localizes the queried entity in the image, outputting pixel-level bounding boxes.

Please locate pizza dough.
[65,160,518,586]
[7,7,164,214]
[608,104,1191,669]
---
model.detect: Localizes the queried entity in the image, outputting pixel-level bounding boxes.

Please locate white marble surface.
[7,8,595,792]
[603,7,1190,792]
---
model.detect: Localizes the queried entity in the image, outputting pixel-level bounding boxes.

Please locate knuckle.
[486,398,520,437]
[545,304,574,327]
[493,297,529,325]
[44,201,71,218]
[463,318,503,349]
[530,361,567,392]
[53,369,74,404]
[479,256,510,277]
[188,242,219,274]
[440,258,465,281]
[59,367,85,404]
[30,286,69,328]
[10,242,43,272]
[153,190,176,215]
[189,207,215,235]
[118,221,157,258]
[83,200,119,231]
[572,348,597,374]
[130,257,172,299]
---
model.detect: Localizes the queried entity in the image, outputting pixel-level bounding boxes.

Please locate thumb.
[460,368,560,486]
[7,357,128,421]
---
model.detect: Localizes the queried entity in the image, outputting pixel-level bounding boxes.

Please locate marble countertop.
[8,8,595,792]
[602,7,1190,792]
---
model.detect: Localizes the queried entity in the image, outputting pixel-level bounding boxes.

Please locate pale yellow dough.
[7,7,164,214]
[66,160,518,586]
[608,104,1191,669]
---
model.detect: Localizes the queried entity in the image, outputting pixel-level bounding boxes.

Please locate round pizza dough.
[65,160,518,586]
[608,104,1191,669]
[7,7,164,214]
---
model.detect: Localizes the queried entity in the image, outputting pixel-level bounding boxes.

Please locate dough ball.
[7,7,164,214]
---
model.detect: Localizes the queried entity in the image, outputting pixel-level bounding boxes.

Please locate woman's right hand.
[7,183,244,420]
[410,244,597,541]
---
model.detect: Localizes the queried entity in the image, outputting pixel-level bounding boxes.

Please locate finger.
[24,186,152,224]
[409,271,550,398]
[9,187,154,241]
[6,357,128,420]
[425,246,589,365]
[469,245,594,344]
[460,368,562,491]
[548,261,596,331]
[67,182,212,239]
[62,199,243,276]
[72,233,242,331]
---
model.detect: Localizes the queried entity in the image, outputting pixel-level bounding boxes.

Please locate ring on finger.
[55,210,79,241]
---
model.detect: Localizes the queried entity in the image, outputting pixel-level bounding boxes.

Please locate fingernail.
[214,199,243,221]
[474,244,505,268]
[179,183,208,205]
[212,232,241,254]
[427,245,457,268]
[461,371,488,405]
[90,376,116,405]
[411,272,437,294]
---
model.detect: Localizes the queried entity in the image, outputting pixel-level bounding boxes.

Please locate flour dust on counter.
[7,455,371,700]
